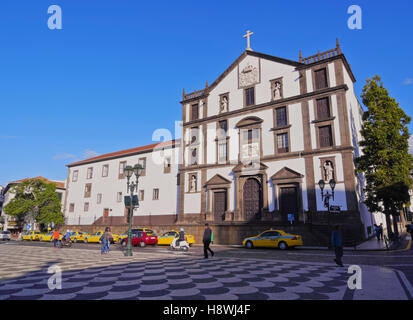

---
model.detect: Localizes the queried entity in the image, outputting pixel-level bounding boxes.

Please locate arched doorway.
[243,178,262,221]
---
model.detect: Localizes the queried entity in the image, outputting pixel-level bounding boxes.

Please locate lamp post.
[318,179,336,233]
[124,164,143,257]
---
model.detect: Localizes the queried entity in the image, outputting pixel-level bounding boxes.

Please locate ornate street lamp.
[124,164,143,257]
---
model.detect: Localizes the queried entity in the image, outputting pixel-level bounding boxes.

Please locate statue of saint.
[190,175,197,192]
[323,161,334,181]
[221,96,228,112]
[273,82,281,100]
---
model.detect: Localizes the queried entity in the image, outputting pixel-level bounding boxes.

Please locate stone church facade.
[64,40,373,245]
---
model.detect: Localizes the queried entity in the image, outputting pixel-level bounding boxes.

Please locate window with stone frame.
[97,193,102,204]
[191,103,199,121]
[245,87,255,106]
[190,147,198,165]
[191,126,199,144]
[275,106,288,127]
[314,68,328,90]
[217,120,228,163]
[69,203,75,212]
[316,97,331,120]
[84,202,89,212]
[87,167,93,179]
[138,158,146,176]
[153,188,159,200]
[117,192,122,203]
[164,156,171,173]
[84,183,92,198]
[241,128,260,160]
[319,125,333,148]
[72,170,78,182]
[119,161,126,179]
[139,190,144,201]
[102,164,109,177]
[277,132,289,153]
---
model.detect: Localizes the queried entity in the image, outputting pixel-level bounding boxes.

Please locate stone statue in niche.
[323,160,334,182]
[272,81,282,100]
[220,96,228,113]
[190,175,197,192]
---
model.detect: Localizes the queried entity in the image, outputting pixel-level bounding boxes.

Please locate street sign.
[329,205,341,213]
[124,195,139,207]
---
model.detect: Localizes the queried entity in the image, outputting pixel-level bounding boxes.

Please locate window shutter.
[315,69,328,90]
[316,98,330,120]
[319,126,332,147]
[191,104,199,120]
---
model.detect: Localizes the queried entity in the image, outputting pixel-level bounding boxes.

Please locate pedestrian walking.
[51,229,60,248]
[202,223,214,259]
[374,224,380,241]
[100,227,111,254]
[379,223,384,240]
[331,225,344,267]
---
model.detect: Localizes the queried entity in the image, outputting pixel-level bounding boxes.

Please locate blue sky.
[0,0,412,186]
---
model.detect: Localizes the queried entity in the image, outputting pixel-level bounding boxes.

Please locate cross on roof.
[243,30,254,51]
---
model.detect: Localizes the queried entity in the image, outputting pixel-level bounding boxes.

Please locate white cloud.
[83,149,100,159]
[403,78,413,85]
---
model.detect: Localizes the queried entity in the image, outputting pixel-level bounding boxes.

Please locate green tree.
[355,75,413,239]
[3,179,64,229]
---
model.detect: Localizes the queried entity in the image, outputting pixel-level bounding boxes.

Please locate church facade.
[64,39,373,245]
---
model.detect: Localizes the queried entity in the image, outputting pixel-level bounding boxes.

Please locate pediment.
[204,174,231,186]
[232,161,268,173]
[271,167,304,180]
[235,116,263,128]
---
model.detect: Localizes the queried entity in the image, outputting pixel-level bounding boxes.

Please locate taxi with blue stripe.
[242,229,303,250]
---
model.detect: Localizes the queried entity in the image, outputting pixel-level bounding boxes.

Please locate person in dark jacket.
[203,223,214,259]
[331,225,344,267]
[176,228,186,247]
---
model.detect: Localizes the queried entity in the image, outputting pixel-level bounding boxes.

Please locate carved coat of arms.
[239,64,258,88]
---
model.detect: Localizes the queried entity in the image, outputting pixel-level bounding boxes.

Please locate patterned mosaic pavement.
[0,244,411,300]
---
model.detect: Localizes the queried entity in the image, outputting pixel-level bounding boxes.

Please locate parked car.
[85,231,119,244]
[70,231,89,243]
[0,231,11,241]
[118,228,155,243]
[120,230,157,247]
[22,231,41,241]
[39,232,64,242]
[242,229,303,250]
[157,230,195,246]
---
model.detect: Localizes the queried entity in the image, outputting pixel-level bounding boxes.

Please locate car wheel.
[245,241,254,249]
[278,241,288,250]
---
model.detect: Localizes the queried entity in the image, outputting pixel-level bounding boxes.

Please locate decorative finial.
[205,80,208,88]
[182,88,185,100]
[299,50,302,62]
[336,38,341,54]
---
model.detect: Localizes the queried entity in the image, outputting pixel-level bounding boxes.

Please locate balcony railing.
[299,39,342,65]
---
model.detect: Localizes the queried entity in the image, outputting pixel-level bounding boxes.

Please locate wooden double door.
[213,191,227,222]
[243,178,262,221]
[279,186,298,221]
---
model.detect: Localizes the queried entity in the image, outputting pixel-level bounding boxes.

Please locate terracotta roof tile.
[8,176,65,189]
[66,139,178,167]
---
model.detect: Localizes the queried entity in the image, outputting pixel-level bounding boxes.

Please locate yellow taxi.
[70,231,89,243]
[39,232,64,242]
[157,230,195,246]
[85,231,119,244]
[242,229,303,250]
[22,231,41,241]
